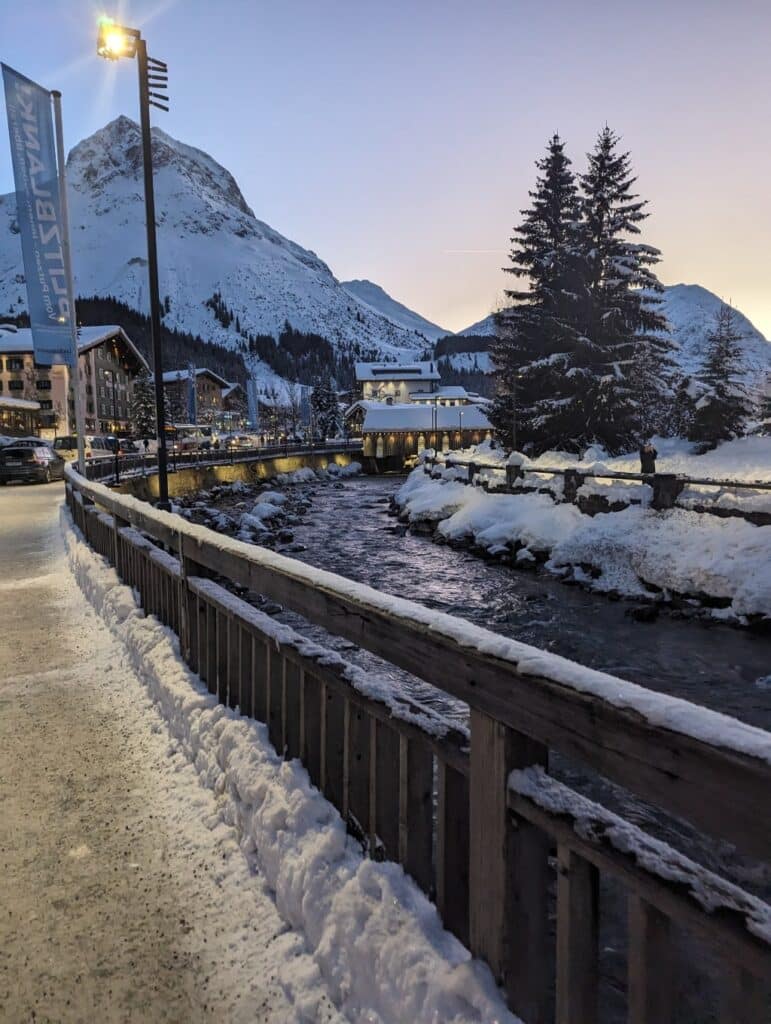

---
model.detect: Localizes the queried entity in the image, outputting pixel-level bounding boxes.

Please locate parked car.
[0,444,65,484]
[53,435,90,462]
[117,438,140,454]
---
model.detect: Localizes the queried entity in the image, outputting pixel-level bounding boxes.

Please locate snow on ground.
[395,467,771,621]
[447,435,771,484]
[62,503,517,1024]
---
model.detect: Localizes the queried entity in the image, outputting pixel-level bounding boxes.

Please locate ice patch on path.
[61,508,518,1024]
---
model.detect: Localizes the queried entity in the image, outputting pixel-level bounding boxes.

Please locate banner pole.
[51,90,86,475]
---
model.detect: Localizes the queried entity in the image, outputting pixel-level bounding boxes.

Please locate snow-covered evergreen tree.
[129,367,157,437]
[311,375,341,439]
[689,305,751,444]
[576,127,674,451]
[129,366,173,437]
[491,134,584,451]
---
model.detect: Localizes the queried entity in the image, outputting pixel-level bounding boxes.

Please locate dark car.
[118,439,140,454]
[0,444,66,484]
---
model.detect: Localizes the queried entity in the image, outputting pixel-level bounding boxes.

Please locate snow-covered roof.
[354,401,492,433]
[155,368,230,388]
[0,395,41,411]
[0,324,148,370]
[410,386,471,402]
[222,382,246,398]
[355,361,440,382]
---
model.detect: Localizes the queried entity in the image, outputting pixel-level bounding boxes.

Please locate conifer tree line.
[490,128,752,454]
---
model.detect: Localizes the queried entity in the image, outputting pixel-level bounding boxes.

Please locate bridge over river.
[1,445,769,1024]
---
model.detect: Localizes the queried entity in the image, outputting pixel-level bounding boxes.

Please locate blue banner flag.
[2,64,73,365]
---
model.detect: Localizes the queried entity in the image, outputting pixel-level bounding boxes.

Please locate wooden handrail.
[65,464,771,859]
[64,465,771,1021]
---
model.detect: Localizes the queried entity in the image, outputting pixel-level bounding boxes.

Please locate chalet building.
[347,361,493,466]
[355,361,440,403]
[155,368,229,425]
[221,382,249,428]
[0,324,148,437]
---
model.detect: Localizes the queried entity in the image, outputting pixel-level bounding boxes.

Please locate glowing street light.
[97,16,171,508]
[96,18,139,60]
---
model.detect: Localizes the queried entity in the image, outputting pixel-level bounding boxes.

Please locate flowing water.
[205,474,770,1022]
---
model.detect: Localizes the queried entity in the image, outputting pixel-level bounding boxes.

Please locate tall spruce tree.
[689,305,751,444]
[129,367,157,437]
[311,375,341,439]
[576,127,674,451]
[491,134,584,451]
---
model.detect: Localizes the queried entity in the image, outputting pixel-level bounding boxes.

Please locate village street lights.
[97,17,171,509]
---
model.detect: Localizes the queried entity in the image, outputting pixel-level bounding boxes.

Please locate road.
[0,482,340,1023]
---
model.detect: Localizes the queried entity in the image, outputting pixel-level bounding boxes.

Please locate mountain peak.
[66,116,254,218]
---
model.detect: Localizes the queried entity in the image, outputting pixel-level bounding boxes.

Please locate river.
[202,472,770,1022]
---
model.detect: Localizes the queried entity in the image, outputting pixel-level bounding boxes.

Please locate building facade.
[0,324,148,437]
[347,361,493,466]
[158,369,229,426]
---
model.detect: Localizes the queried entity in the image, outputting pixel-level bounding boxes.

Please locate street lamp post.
[459,407,463,448]
[97,18,171,509]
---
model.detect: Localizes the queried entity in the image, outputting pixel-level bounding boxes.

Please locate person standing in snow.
[639,441,657,475]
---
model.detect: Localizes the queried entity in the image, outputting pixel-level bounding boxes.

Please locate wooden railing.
[65,467,771,1023]
[425,452,771,521]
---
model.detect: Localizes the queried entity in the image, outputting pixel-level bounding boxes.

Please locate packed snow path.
[0,483,344,1023]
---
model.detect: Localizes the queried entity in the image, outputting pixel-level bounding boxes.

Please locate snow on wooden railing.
[426,452,771,521]
[65,465,771,1023]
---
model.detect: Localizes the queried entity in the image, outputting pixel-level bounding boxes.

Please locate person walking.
[639,440,657,475]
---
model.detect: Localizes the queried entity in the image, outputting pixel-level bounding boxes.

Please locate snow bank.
[395,468,771,621]
[62,509,516,1024]
[529,435,771,484]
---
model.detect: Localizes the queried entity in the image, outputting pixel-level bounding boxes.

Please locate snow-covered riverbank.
[393,464,771,625]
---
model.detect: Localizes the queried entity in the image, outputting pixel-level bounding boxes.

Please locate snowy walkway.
[0,484,342,1023]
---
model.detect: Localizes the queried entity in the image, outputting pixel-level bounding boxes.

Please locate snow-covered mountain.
[453,286,771,389]
[341,279,449,343]
[0,117,424,367]
[457,314,496,337]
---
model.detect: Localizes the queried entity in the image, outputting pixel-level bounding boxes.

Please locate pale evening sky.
[1,0,770,336]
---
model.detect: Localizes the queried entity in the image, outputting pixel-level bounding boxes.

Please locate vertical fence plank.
[373,721,399,860]
[197,596,208,685]
[205,602,217,695]
[398,735,433,897]
[268,647,283,752]
[216,610,229,704]
[283,659,302,759]
[345,702,371,842]
[238,624,252,717]
[436,759,470,945]
[556,844,599,1024]
[322,683,346,814]
[252,636,268,723]
[469,711,550,1023]
[301,671,322,788]
[628,895,674,1024]
[227,619,240,711]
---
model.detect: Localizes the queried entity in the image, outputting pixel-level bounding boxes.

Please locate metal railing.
[84,439,364,484]
[65,467,770,1023]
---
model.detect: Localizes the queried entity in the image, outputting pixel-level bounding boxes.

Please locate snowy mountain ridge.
[341,279,449,343]
[0,116,424,372]
[452,286,771,389]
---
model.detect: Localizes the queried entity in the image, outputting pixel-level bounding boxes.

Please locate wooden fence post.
[628,895,674,1024]
[436,759,470,945]
[469,711,549,1022]
[555,845,599,1024]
